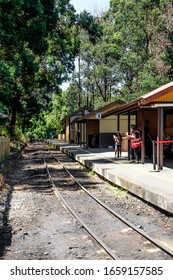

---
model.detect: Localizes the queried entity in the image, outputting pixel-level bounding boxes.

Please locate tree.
[0,0,78,136]
[109,0,173,97]
[57,0,173,112]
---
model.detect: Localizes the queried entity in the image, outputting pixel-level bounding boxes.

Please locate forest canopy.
[0,0,172,138]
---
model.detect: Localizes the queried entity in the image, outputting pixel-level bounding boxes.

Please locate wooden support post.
[141,110,145,164]
[157,107,164,170]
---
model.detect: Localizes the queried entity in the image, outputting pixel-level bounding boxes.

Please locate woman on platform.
[128,125,142,163]
[113,131,122,158]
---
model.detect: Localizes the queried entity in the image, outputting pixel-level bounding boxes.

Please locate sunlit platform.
[46,139,173,214]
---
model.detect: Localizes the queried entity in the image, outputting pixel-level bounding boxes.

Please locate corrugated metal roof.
[62,106,94,122]
[102,81,173,117]
[78,100,125,121]
[140,81,173,105]
[148,90,173,103]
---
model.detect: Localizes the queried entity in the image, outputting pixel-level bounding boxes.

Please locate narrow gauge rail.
[41,148,173,260]
[2,142,113,260]
[42,152,118,260]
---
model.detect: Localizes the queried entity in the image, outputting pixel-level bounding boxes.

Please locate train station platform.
[46,140,173,214]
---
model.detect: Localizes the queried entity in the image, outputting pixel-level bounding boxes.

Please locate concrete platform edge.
[55,144,173,214]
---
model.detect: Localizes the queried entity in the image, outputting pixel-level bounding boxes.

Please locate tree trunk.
[10,93,20,137]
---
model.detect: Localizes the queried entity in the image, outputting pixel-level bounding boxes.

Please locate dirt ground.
[0,143,173,260]
[0,146,109,260]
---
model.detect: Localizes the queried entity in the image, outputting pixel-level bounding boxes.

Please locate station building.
[77,100,129,149]
[63,106,93,143]
[62,81,173,170]
[102,81,173,169]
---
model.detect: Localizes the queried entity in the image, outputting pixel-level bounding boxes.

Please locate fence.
[57,134,65,141]
[0,136,10,163]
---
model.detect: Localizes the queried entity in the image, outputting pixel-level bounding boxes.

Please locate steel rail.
[41,153,119,260]
[52,154,173,258]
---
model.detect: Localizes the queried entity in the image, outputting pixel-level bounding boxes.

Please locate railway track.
[40,146,173,260]
[1,141,173,260]
[1,143,111,260]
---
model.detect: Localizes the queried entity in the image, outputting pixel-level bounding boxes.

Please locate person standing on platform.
[144,120,152,158]
[76,129,80,145]
[92,134,97,147]
[113,131,122,158]
[128,124,142,163]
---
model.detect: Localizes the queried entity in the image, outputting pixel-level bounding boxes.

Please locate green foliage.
[78,11,103,44]
[0,60,15,105]
[27,90,70,138]
[165,31,173,78]
[68,0,173,107]
[1,0,173,138]
[28,112,49,138]
[0,125,9,137]
[0,0,79,136]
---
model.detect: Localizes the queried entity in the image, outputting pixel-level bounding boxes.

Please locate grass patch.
[78,165,95,175]
[105,183,128,197]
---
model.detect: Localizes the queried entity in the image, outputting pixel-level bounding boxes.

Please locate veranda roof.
[102,81,173,117]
